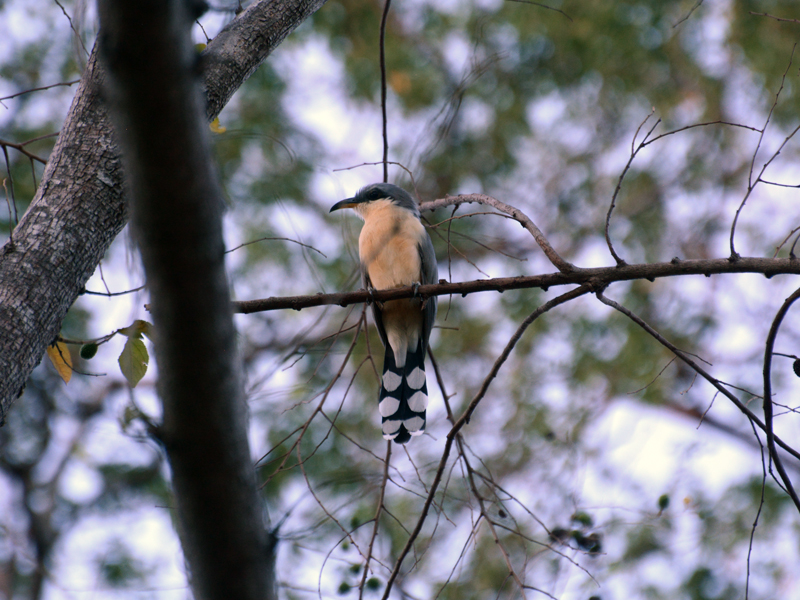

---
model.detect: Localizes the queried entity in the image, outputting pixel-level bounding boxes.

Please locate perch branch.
[233,256,800,313]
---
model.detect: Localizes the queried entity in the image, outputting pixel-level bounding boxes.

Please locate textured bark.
[0,51,123,420]
[98,1,274,598]
[0,0,329,417]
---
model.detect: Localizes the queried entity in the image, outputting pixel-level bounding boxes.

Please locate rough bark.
[0,50,123,420]
[0,0,329,417]
[97,0,275,598]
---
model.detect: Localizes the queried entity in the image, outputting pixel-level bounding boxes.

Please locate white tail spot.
[382,371,402,392]
[404,416,425,434]
[379,396,400,417]
[406,367,426,390]
[382,419,402,436]
[407,391,428,412]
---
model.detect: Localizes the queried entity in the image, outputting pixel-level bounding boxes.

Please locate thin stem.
[381,285,591,599]
[379,0,392,183]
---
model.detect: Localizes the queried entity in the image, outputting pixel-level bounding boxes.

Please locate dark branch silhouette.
[234,256,800,313]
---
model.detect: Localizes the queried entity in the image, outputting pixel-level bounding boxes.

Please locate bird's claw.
[412,282,431,309]
[367,286,384,309]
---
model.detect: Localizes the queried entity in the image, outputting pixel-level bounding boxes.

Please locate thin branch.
[2,146,16,230]
[381,285,591,599]
[225,235,327,257]
[628,356,678,395]
[605,109,659,266]
[54,0,89,57]
[0,80,80,102]
[421,193,575,273]
[641,120,761,147]
[504,0,572,21]
[261,309,364,484]
[762,179,800,189]
[358,442,391,599]
[428,224,490,278]
[730,44,797,258]
[595,291,800,464]
[81,284,146,297]
[749,12,800,25]
[774,226,800,258]
[673,0,703,28]
[745,423,767,600]
[0,138,48,164]
[378,0,392,183]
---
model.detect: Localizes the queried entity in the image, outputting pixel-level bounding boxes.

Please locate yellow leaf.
[209,117,227,134]
[118,336,149,387]
[46,341,73,383]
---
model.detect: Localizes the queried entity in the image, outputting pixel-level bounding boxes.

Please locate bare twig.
[54,0,89,57]
[378,0,392,183]
[260,310,364,484]
[774,226,800,258]
[605,109,659,266]
[0,80,80,102]
[641,120,761,146]
[81,285,146,297]
[504,0,572,22]
[730,44,797,259]
[421,193,575,273]
[381,285,591,599]
[0,138,48,164]
[750,12,800,25]
[358,442,391,599]
[673,0,703,28]
[225,235,327,257]
[595,291,800,464]
[2,147,16,230]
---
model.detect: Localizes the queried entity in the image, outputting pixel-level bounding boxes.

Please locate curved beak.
[329,197,358,213]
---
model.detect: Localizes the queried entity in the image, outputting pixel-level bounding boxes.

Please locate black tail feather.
[378,341,428,444]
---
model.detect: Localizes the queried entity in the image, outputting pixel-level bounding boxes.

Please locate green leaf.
[118,336,149,387]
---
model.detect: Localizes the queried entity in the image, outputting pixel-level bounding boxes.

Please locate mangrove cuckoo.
[330,183,438,444]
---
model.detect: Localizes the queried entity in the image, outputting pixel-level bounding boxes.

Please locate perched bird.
[330,183,438,443]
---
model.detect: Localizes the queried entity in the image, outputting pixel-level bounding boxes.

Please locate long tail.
[378,341,428,444]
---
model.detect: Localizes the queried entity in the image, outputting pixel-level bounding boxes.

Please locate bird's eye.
[366,188,385,201]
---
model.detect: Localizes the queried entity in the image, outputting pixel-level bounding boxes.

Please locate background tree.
[2,0,800,599]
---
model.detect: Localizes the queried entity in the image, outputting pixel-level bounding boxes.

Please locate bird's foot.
[367,286,384,309]
[412,281,430,309]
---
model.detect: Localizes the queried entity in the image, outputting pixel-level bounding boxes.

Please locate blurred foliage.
[2,0,800,598]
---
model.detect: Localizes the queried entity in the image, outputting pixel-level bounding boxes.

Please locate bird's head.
[330,183,420,219]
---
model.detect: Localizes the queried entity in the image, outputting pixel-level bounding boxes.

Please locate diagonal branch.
[381,284,591,599]
[595,291,800,465]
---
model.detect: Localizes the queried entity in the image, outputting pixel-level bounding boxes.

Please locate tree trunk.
[0,0,328,418]
[99,0,274,597]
